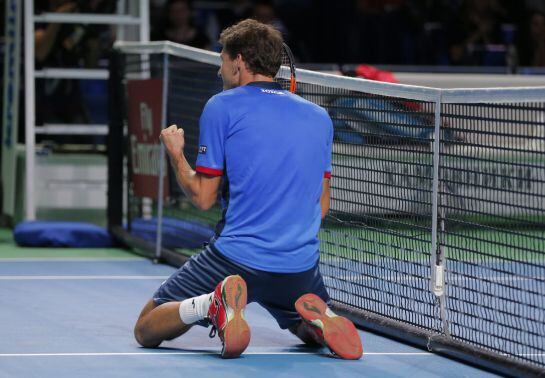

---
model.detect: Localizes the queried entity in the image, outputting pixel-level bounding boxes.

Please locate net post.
[430,92,444,295]
[154,53,169,263]
[23,0,36,220]
[107,49,125,230]
[430,91,449,334]
[139,42,152,221]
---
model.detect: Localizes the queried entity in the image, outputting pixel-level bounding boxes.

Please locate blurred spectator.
[152,0,210,49]
[517,11,545,66]
[446,0,506,65]
[464,0,505,45]
[0,0,4,42]
[349,0,414,64]
[34,0,109,126]
[215,0,253,32]
[525,0,545,14]
[252,0,288,37]
[150,0,167,28]
[35,0,115,67]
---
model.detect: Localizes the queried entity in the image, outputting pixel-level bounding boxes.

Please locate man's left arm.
[320,178,330,219]
[160,125,221,210]
[321,115,334,220]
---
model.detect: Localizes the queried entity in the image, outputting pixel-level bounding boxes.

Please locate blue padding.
[13,221,114,248]
[330,97,433,140]
[130,217,215,249]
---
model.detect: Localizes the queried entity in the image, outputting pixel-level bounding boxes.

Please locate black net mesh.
[124,55,161,243]
[439,102,545,365]
[123,54,222,254]
[164,55,223,237]
[115,49,545,371]
[297,82,440,331]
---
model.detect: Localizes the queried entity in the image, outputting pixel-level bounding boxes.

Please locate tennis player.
[134,19,363,360]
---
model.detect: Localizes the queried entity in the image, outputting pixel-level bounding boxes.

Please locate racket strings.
[275,44,296,93]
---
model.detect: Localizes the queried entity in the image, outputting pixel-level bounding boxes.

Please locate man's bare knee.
[134,300,162,348]
[134,299,191,347]
[134,321,161,348]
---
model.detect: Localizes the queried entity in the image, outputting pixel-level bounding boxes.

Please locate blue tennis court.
[0,235,499,378]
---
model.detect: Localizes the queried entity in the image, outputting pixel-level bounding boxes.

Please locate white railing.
[23,0,150,220]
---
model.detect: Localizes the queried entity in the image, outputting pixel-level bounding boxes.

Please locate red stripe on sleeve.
[196,166,224,176]
[324,172,332,179]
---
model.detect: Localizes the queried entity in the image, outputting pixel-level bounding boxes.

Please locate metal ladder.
[23,0,150,220]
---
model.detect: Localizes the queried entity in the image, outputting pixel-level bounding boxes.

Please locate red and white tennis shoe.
[295,293,363,360]
[207,275,251,358]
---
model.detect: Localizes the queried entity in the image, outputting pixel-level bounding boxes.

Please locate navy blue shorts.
[153,245,330,329]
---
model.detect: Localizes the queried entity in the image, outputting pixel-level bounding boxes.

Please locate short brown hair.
[219,19,283,77]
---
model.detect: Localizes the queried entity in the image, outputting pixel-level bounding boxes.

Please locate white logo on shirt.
[261,89,285,95]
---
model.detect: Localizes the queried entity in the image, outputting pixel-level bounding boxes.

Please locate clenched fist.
[160,124,185,160]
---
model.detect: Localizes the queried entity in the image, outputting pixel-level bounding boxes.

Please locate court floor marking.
[325,275,545,283]
[0,275,169,280]
[0,352,433,357]
[1,352,541,358]
[2,274,542,282]
[0,258,146,262]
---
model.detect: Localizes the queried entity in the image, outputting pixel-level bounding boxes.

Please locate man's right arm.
[161,125,222,211]
[163,95,227,210]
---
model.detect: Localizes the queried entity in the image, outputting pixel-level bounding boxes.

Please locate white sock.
[178,293,213,325]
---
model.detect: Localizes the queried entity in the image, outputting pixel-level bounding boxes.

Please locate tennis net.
[108,41,545,376]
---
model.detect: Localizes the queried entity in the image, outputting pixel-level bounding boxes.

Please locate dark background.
[0,0,544,149]
[148,0,545,67]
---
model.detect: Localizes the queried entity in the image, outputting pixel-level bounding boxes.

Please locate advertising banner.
[126,79,169,199]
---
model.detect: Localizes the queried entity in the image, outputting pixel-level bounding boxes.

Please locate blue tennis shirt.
[195,81,333,273]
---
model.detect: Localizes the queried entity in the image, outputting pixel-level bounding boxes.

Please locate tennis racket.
[275,43,297,93]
